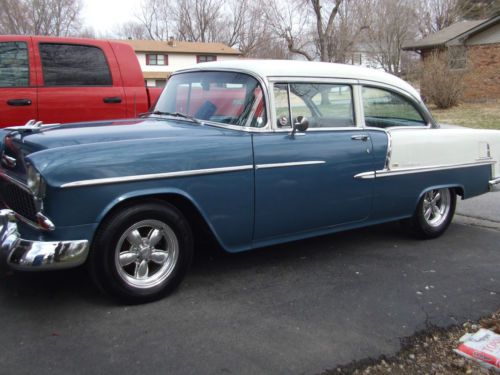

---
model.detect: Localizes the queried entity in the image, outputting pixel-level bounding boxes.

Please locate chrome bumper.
[0,209,89,271]
[490,177,500,192]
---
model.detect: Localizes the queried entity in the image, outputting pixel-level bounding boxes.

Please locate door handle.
[351,134,370,142]
[7,98,32,106]
[103,96,122,104]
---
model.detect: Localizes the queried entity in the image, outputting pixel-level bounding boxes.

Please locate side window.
[273,82,354,128]
[0,42,29,87]
[362,87,426,128]
[40,43,112,86]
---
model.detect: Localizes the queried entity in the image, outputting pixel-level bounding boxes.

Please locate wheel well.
[452,186,464,199]
[101,194,222,252]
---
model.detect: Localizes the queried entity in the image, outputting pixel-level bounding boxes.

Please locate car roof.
[176,59,421,101]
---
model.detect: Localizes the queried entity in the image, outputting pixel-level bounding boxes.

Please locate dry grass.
[430,102,500,130]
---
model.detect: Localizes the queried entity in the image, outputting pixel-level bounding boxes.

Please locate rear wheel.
[89,201,193,303]
[406,188,457,239]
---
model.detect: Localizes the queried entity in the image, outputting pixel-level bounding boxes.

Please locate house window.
[197,55,217,63]
[146,54,168,65]
[448,46,467,70]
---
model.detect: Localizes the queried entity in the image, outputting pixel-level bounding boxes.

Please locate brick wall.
[462,44,500,101]
[421,44,500,102]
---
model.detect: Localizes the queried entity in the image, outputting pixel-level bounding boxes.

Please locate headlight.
[26,164,45,198]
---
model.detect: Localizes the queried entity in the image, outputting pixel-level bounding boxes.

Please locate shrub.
[420,50,466,109]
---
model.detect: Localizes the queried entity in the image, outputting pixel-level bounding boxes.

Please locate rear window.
[40,43,112,86]
[0,42,29,87]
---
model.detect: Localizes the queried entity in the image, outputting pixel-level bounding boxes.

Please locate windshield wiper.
[139,110,201,124]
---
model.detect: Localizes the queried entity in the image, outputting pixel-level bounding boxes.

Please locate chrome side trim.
[354,160,496,179]
[255,161,326,170]
[0,209,88,271]
[61,165,254,188]
[490,177,500,185]
[353,171,376,179]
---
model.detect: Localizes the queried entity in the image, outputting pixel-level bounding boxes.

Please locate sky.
[82,0,138,36]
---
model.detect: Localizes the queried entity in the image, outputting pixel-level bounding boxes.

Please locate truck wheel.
[407,188,456,239]
[89,200,193,303]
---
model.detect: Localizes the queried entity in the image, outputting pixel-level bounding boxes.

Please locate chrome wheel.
[115,219,179,289]
[422,188,451,228]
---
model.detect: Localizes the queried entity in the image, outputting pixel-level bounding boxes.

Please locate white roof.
[176,59,421,101]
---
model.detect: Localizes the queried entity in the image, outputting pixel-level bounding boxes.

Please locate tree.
[365,0,418,74]
[0,0,83,36]
[265,0,370,63]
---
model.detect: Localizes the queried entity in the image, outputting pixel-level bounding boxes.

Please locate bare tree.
[365,0,418,74]
[175,0,226,42]
[0,0,83,36]
[134,0,173,40]
[265,0,370,62]
[114,21,150,40]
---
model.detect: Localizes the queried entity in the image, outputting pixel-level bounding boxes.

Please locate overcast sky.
[82,0,138,36]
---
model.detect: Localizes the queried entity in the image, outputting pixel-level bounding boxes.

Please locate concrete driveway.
[0,191,499,375]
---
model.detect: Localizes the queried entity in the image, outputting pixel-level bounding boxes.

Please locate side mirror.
[291,116,309,137]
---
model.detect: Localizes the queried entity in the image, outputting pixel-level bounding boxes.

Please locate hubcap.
[422,188,451,227]
[115,220,179,289]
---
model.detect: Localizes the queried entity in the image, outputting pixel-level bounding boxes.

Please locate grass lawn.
[429,102,500,130]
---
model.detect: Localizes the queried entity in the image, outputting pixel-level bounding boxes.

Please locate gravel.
[324,311,500,375]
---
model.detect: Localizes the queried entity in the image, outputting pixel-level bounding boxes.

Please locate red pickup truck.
[0,36,162,127]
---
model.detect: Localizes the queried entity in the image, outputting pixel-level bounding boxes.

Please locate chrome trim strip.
[489,177,500,186]
[354,160,496,179]
[255,161,326,170]
[353,171,376,179]
[61,165,254,188]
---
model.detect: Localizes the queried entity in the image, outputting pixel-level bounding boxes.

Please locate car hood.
[12,118,234,152]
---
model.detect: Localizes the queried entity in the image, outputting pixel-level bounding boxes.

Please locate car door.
[0,36,37,127]
[253,81,375,241]
[35,39,126,123]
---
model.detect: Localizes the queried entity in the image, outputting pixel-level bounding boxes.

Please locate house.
[403,15,500,102]
[121,38,241,87]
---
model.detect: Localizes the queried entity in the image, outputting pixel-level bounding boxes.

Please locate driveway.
[0,192,499,375]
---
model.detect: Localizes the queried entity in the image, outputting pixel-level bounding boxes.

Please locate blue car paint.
[8,118,491,254]
[252,129,376,241]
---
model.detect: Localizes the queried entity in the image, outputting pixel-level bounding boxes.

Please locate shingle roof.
[120,39,241,55]
[403,19,487,50]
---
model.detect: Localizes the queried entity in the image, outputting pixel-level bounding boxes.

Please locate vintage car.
[0,60,499,302]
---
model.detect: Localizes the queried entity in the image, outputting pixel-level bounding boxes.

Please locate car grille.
[0,179,37,223]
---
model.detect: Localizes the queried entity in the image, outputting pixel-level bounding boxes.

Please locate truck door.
[0,36,37,127]
[35,39,126,124]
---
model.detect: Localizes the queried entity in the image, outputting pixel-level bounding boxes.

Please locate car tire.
[406,188,457,239]
[88,200,193,303]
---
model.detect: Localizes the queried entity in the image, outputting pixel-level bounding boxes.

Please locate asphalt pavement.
[0,190,499,375]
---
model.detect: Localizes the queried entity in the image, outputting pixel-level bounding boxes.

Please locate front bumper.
[0,209,89,271]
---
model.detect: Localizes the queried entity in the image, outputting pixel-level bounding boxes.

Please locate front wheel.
[89,200,193,303]
[406,188,457,239]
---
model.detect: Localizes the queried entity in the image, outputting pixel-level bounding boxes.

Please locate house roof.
[403,16,500,50]
[120,39,241,55]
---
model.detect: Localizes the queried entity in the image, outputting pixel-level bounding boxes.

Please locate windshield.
[154,71,267,128]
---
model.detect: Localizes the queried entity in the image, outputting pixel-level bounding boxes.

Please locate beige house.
[121,39,241,87]
[403,15,500,102]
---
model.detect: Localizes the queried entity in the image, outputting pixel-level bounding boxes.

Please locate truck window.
[39,43,112,86]
[0,42,29,87]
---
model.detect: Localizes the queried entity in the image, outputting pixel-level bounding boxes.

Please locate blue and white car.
[0,60,499,302]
